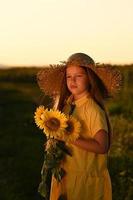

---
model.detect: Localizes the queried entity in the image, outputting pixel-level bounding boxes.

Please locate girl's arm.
[72,129,109,154]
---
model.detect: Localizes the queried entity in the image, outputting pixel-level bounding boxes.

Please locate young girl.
[37,53,122,200]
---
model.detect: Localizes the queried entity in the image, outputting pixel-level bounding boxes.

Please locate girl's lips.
[70,85,77,89]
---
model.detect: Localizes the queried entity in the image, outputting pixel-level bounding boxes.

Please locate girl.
[37,53,122,200]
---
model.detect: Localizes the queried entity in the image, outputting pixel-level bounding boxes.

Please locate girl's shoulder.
[85,97,104,114]
[84,98,109,135]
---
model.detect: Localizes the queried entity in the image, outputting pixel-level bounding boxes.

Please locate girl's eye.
[66,76,71,79]
[76,75,83,78]
[66,74,84,79]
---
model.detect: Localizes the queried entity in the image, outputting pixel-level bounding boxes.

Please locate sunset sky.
[0,0,133,66]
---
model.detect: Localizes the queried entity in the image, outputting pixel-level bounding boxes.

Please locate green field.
[0,66,133,200]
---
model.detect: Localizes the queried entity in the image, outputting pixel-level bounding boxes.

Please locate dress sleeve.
[90,105,108,137]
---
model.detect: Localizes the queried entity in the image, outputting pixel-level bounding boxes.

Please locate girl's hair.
[85,67,112,149]
[57,66,112,148]
[85,67,110,107]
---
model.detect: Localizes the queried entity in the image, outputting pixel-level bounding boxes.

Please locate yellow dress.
[50,93,112,200]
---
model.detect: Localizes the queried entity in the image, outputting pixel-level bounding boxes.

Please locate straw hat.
[37,53,122,97]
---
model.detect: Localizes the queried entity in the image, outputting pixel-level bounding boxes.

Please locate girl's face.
[66,65,89,100]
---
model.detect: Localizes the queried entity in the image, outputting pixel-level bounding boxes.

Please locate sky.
[0,0,133,66]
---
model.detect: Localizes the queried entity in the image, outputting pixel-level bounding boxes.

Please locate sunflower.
[63,115,81,142]
[34,106,47,129]
[42,109,68,138]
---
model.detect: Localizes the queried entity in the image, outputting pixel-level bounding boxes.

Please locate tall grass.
[0,65,132,200]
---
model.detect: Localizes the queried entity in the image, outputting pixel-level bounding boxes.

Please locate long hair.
[58,66,112,148]
[85,67,110,106]
[85,67,112,148]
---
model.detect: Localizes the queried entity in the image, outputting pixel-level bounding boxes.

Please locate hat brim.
[37,64,122,97]
[37,65,66,96]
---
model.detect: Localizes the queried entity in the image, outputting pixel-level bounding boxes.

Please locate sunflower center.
[45,117,60,131]
[66,121,74,134]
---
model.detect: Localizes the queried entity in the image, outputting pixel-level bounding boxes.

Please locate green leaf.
[52,167,66,182]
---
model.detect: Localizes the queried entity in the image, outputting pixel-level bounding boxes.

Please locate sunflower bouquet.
[34,105,81,200]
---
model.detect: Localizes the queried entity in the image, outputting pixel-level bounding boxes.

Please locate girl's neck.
[73,91,89,101]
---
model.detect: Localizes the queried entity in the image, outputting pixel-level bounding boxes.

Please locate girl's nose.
[71,76,76,82]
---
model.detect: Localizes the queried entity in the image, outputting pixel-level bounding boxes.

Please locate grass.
[0,81,45,200]
[0,66,133,200]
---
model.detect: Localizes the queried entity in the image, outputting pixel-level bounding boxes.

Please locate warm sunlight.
[0,0,133,66]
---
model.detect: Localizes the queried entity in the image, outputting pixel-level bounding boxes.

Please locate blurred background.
[0,65,132,200]
[0,0,133,200]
